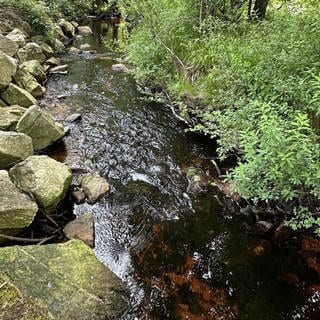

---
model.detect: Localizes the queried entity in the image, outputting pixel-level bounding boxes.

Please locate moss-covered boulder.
[40,43,54,58]
[0,170,37,232]
[16,105,65,150]
[0,34,18,57]
[58,19,75,38]
[5,28,27,48]
[81,173,110,204]
[0,105,26,130]
[0,131,33,169]
[0,50,17,91]
[1,83,37,108]
[17,42,46,64]
[0,273,53,320]
[0,240,128,319]
[14,68,45,98]
[9,155,72,212]
[20,60,46,83]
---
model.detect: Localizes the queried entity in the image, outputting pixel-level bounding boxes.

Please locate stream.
[42,22,319,320]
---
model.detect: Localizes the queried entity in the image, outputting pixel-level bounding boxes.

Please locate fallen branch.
[0,233,54,244]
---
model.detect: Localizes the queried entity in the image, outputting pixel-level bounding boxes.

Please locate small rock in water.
[69,47,82,54]
[57,94,67,99]
[111,63,128,73]
[78,26,93,36]
[65,113,82,123]
[81,172,110,204]
[72,188,86,204]
[63,213,94,248]
[50,64,69,74]
[80,43,91,50]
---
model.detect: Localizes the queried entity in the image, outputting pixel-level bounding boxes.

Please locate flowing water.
[42,22,319,320]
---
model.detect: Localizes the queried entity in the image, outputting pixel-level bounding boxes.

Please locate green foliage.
[0,0,54,39]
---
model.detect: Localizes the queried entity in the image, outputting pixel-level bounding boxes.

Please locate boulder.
[9,155,72,211]
[0,105,26,130]
[16,105,65,150]
[111,63,128,73]
[58,19,76,38]
[0,51,17,91]
[17,42,46,64]
[0,240,128,320]
[46,56,61,66]
[78,26,93,36]
[20,60,46,83]
[63,213,94,248]
[71,21,79,29]
[81,173,110,204]
[0,131,33,169]
[0,170,37,231]
[1,83,37,108]
[40,42,54,58]
[5,28,26,47]
[54,24,67,41]
[0,34,18,56]
[80,43,91,50]
[13,68,45,98]
[72,188,86,204]
[69,47,82,54]
[53,38,65,53]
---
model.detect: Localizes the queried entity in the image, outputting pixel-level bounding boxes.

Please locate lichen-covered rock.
[58,19,76,38]
[5,28,26,47]
[0,131,33,169]
[17,42,46,64]
[9,155,72,211]
[0,51,17,91]
[81,173,110,204]
[1,83,36,108]
[64,213,94,248]
[78,26,93,36]
[54,24,67,41]
[20,60,46,83]
[0,170,37,231]
[0,240,128,319]
[46,56,61,67]
[14,68,45,98]
[0,105,26,130]
[0,274,53,320]
[40,42,54,58]
[16,105,65,150]
[0,34,18,56]
[53,38,65,53]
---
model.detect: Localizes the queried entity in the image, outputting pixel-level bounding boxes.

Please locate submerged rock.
[81,173,110,204]
[1,83,37,108]
[186,167,211,194]
[0,50,17,91]
[9,155,72,212]
[0,105,26,130]
[63,213,94,248]
[111,63,128,73]
[0,170,37,231]
[16,105,65,150]
[0,240,128,319]
[0,34,18,56]
[80,43,91,50]
[0,131,33,169]
[17,42,46,64]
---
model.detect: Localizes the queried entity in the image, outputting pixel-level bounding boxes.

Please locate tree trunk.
[253,0,269,19]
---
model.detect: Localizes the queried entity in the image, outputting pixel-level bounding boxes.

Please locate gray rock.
[46,56,61,66]
[40,42,54,58]
[0,240,128,319]
[65,113,82,123]
[69,47,82,54]
[58,19,76,38]
[81,173,110,204]
[80,43,91,50]
[50,64,69,73]
[111,63,128,73]
[78,26,93,36]
[0,131,33,169]
[0,105,26,130]
[5,28,26,47]
[13,68,45,98]
[1,83,37,108]
[9,155,72,212]
[17,42,46,64]
[16,105,65,151]
[20,60,46,83]
[63,213,94,248]
[0,170,37,231]
[0,34,18,56]
[0,51,17,91]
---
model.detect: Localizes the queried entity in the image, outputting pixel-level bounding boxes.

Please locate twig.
[37,234,57,245]
[210,159,222,177]
[0,234,52,243]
